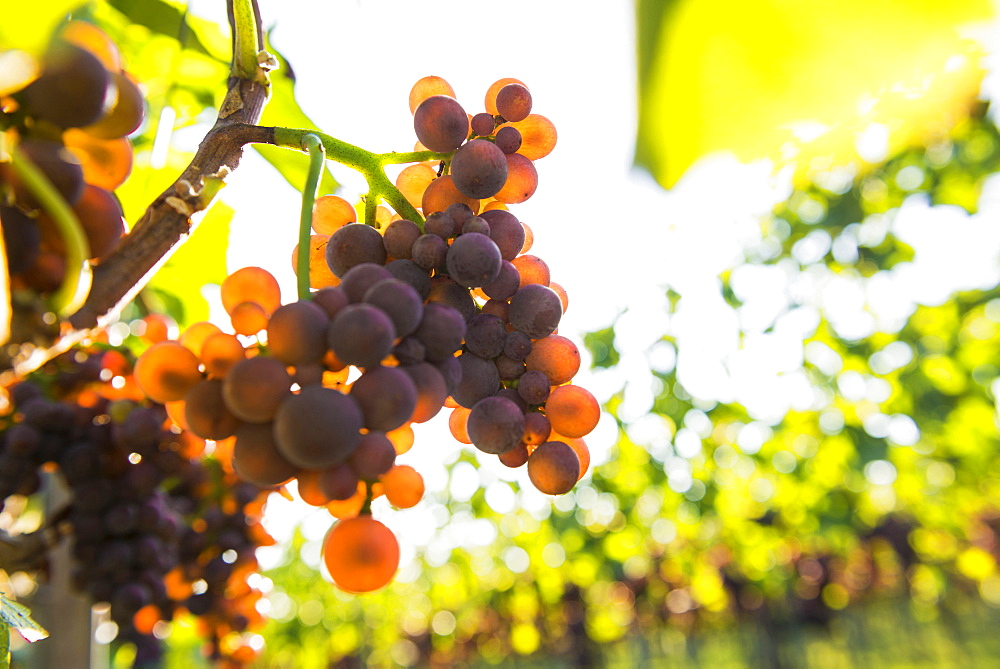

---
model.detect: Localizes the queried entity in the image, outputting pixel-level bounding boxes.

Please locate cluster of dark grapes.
[0,21,141,303]
[134,262,432,592]
[0,348,269,665]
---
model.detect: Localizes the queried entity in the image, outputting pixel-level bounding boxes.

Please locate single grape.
[401,362,448,423]
[363,278,423,339]
[484,77,525,115]
[326,223,387,277]
[517,369,550,405]
[545,385,600,438]
[480,209,525,261]
[527,440,580,495]
[470,112,496,137]
[494,153,538,204]
[221,267,281,317]
[328,303,396,369]
[524,334,580,385]
[323,515,400,593]
[482,260,520,300]
[22,40,111,128]
[452,352,499,409]
[494,126,522,154]
[413,95,469,153]
[427,277,477,321]
[495,83,532,122]
[222,356,292,423]
[464,313,506,359]
[424,211,456,239]
[509,284,563,339]
[496,114,558,160]
[421,175,480,216]
[512,254,551,288]
[467,396,525,454]
[411,233,448,271]
[498,443,530,468]
[274,385,363,468]
[383,218,421,259]
[312,194,357,235]
[81,71,145,139]
[450,139,508,199]
[134,341,202,404]
[183,379,240,441]
[386,259,432,300]
[414,302,467,363]
[267,300,330,367]
[231,422,298,487]
[445,232,503,288]
[348,431,396,480]
[408,75,455,114]
[349,365,418,432]
[339,262,393,303]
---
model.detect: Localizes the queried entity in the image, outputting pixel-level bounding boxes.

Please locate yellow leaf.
[637,0,994,188]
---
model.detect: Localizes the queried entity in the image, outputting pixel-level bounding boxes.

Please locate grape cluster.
[135,76,596,594]
[0,348,270,665]
[134,264,438,592]
[0,21,141,297]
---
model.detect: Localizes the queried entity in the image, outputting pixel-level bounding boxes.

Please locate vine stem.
[230,0,264,82]
[8,145,91,317]
[297,134,325,301]
[272,126,450,228]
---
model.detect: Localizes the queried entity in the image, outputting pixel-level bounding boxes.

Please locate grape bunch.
[0,21,141,301]
[0,348,271,666]
[134,264,438,593]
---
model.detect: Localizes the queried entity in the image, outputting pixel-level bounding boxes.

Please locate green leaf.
[584,326,620,369]
[107,0,229,62]
[255,46,338,195]
[0,594,48,644]
[145,201,234,326]
[635,0,994,189]
[0,1,83,55]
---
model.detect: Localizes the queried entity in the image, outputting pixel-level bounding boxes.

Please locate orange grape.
[544,385,600,438]
[409,75,456,114]
[312,194,356,235]
[220,266,281,317]
[396,163,437,208]
[323,515,400,593]
[511,254,550,288]
[524,335,581,386]
[422,175,480,215]
[291,234,341,289]
[527,440,580,495]
[178,321,222,356]
[200,332,245,378]
[380,464,424,509]
[134,341,202,403]
[63,129,132,191]
[496,114,557,160]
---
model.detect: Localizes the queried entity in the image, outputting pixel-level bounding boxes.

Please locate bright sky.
[185,0,1000,576]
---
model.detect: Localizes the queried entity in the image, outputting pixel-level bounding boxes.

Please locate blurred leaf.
[255,45,338,195]
[636,0,993,188]
[107,0,229,62]
[0,594,47,643]
[144,201,233,326]
[0,1,82,54]
[584,326,620,369]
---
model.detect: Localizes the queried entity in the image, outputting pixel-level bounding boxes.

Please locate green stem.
[231,0,264,83]
[9,145,91,317]
[297,134,325,301]
[272,127,451,229]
